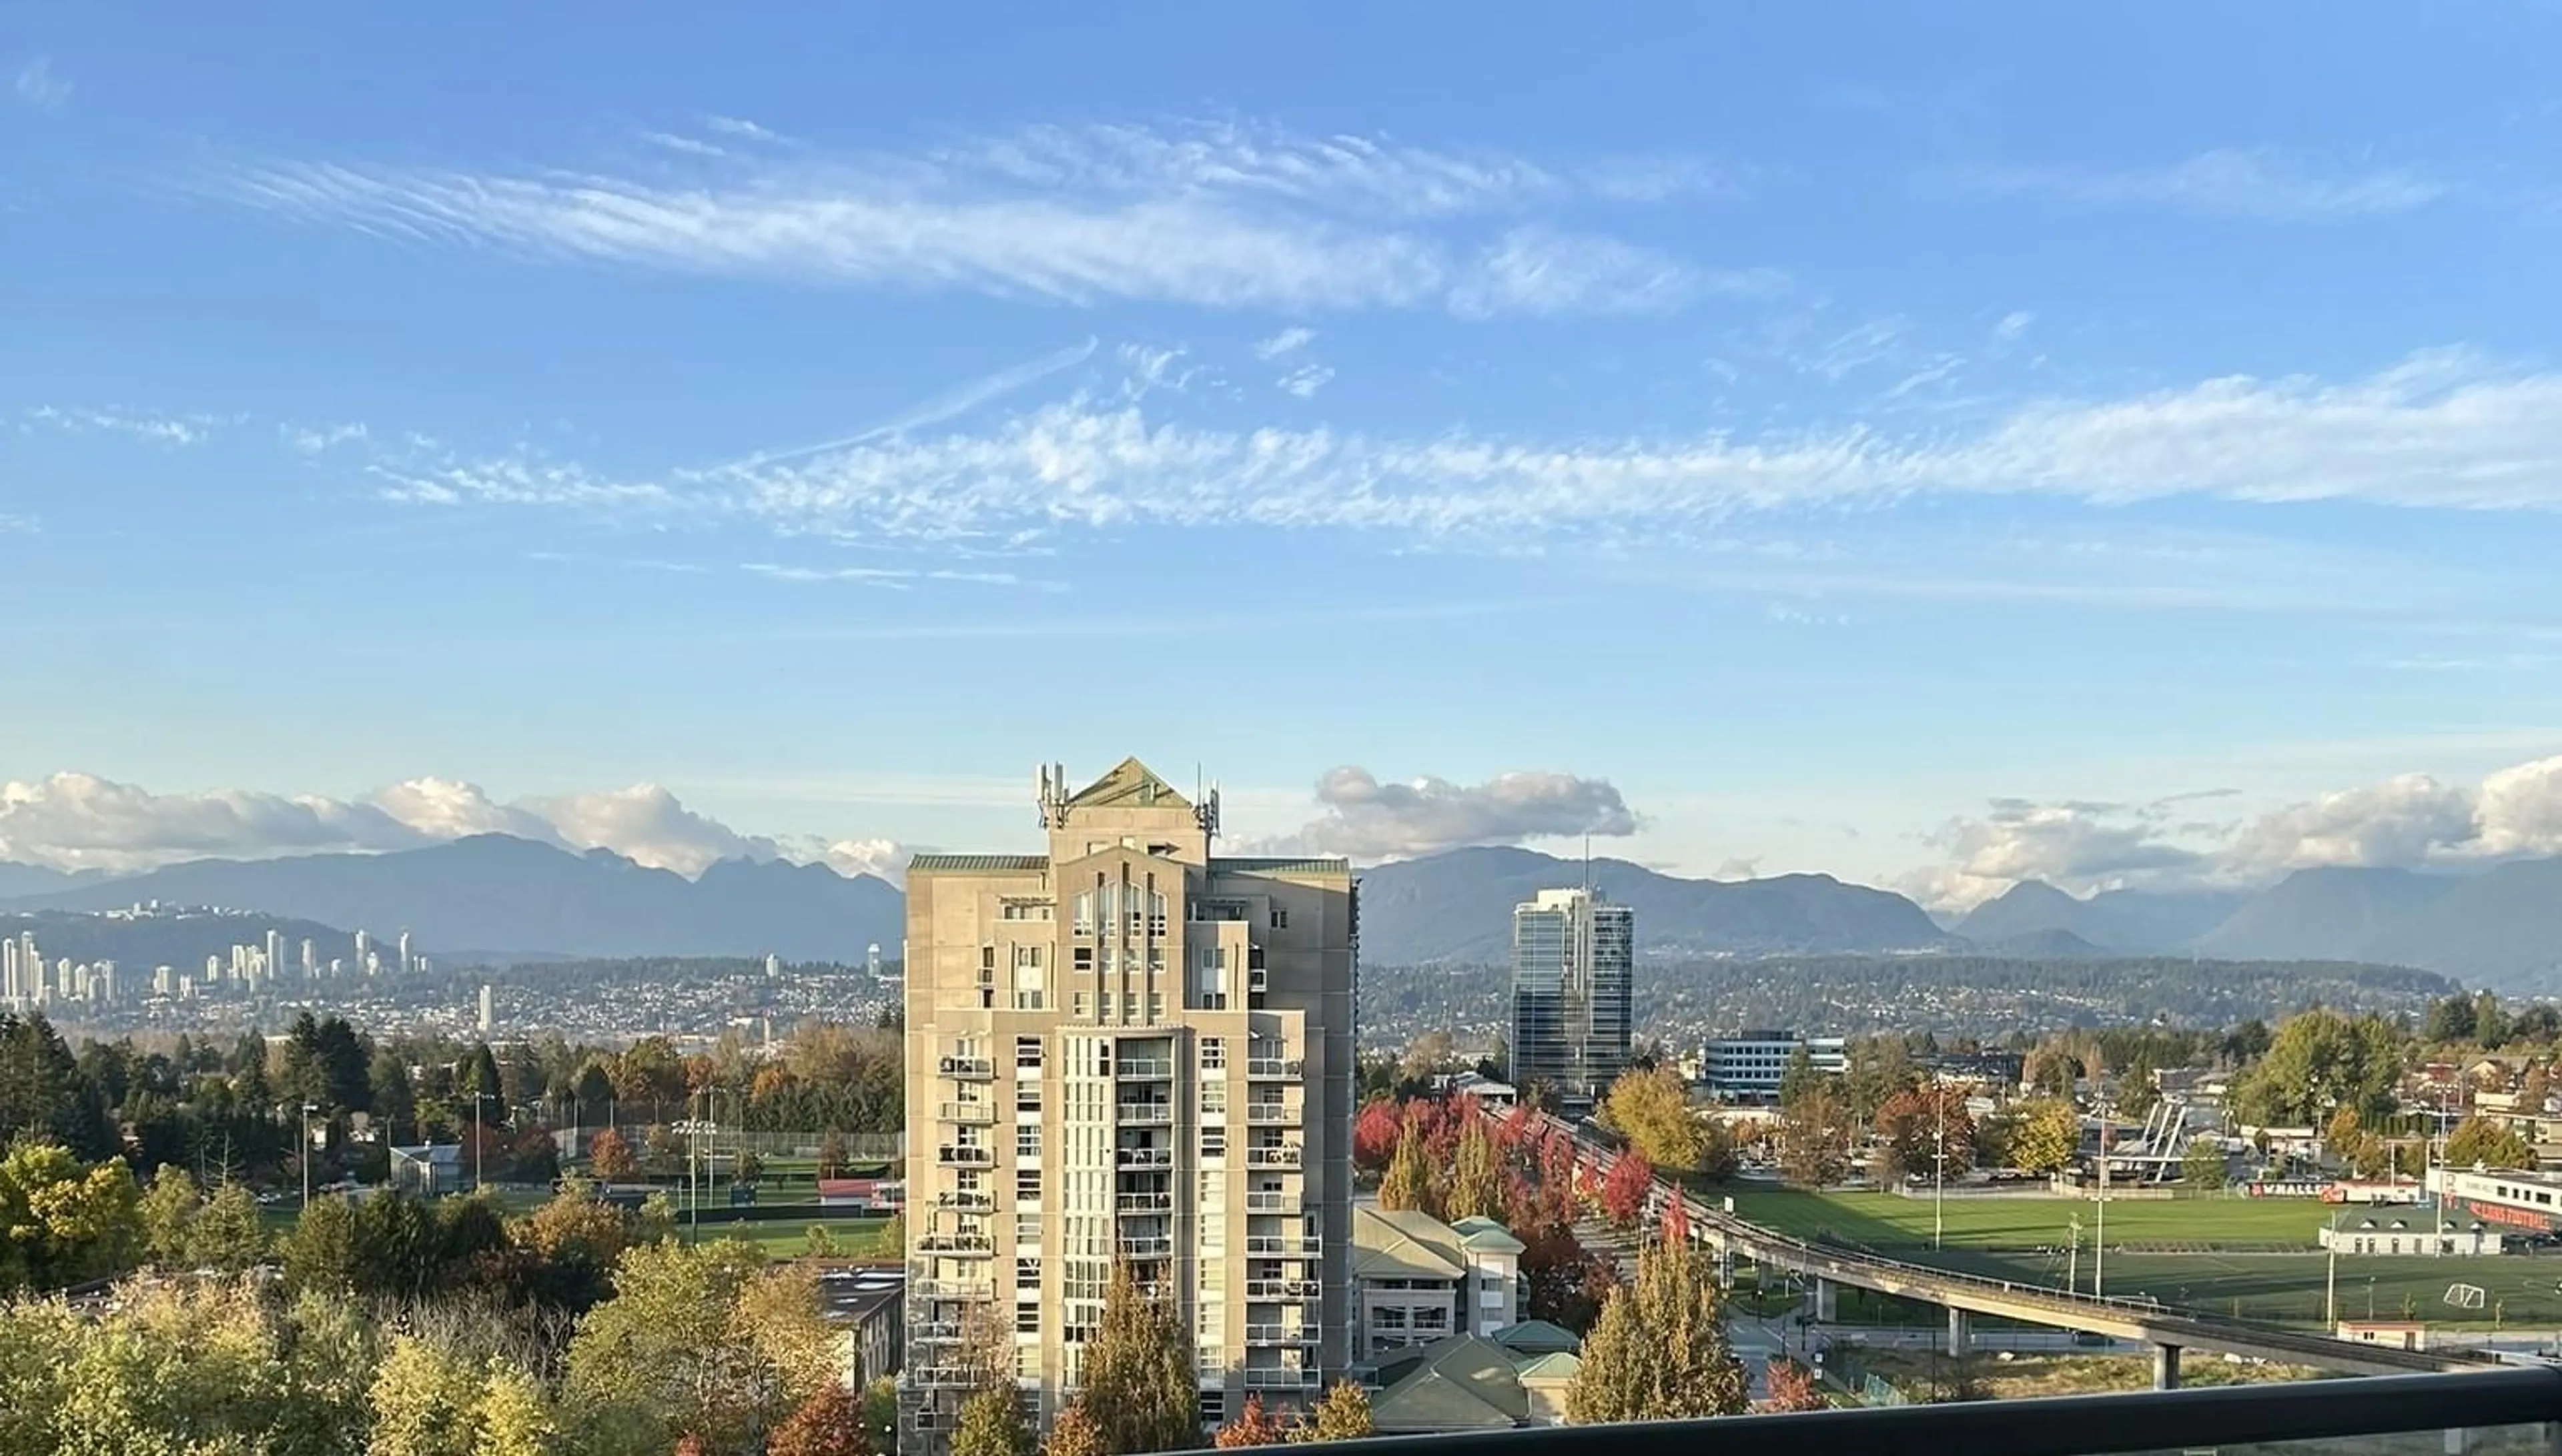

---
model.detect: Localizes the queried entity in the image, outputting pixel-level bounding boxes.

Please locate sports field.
[1725,1190,2562,1329]
[1725,1189,2336,1249]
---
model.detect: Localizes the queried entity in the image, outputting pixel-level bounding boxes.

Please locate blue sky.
[7,3,2562,908]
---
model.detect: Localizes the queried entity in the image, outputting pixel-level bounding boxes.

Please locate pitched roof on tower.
[1068,756,1190,810]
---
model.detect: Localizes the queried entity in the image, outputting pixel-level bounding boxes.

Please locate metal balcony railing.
[1245,1278,1319,1300]
[1244,1145,1302,1168]
[1116,1192,1174,1213]
[1115,1147,1176,1169]
[938,1102,995,1125]
[1116,1058,1176,1078]
[1304,1369,2562,1456]
[1244,1235,1320,1256]
[935,1191,993,1212]
[1243,1191,1300,1213]
[1245,1103,1298,1124]
[937,1145,994,1167]
[1241,1367,1322,1390]
[938,1056,995,1080]
[917,1234,993,1256]
[911,1279,993,1301]
[1245,1056,1303,1079]
[1243,1324,1318,1347]
[1118,1237,1175,1258]
[1116,1104,1174,1125]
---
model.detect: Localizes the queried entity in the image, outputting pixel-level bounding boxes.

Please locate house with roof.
[1354,1205,1525,1358]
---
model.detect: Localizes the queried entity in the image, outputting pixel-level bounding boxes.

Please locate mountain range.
[5,835,2560,989]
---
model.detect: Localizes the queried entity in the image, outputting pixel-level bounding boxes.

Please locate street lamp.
[2324,1207,2346,1327]
[675,1114,721,1241]
[1934,1086,1947,1251]
[301,1103,320,1208]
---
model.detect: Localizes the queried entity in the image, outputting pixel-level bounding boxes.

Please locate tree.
[1566,1234,1749,1423]
[1601,1150,1654,1229]
[817,1131,851,1179]
[777,1383,882,1456]
[1759,1357,1827,1413]
[1444,1121,1507,1222]
[2183,1137,2228,1189]
[1693,1119,1741,1183]
[860,1378,900,1451]
[1378,1123,1432,1215]
[2003,1099,2080,1175]
[1775,1084,1853,1188]
[369,1333,485,1456]
[1352,1101,1403,1176]
[589,1127,639,1181]
[2230,1010,2401,1127]
[1295,1379,1375,1442]
[1776,1046,1825,1109]
[284,1191,360,1294]
[1873,1086,1976,1187]
[0,1143,140,1289]
[1519,1225,1617,1333]
[564,1239,810,1453]
[2447,1116,2539,1171]
[189,1180,268,1272]
[1214,1393,1292,1448]
[1044,1399,1108,1456]
[1078,1263,1198,1453]
[1598,1066,1708,1171]
[475,1363,560,1456]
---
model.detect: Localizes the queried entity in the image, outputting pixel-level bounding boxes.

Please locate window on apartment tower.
[1017,1124,1041,1159]
[1017,1303,1041,1334]
[1201,1037,1226,1070]
[1270,906,1288,930]
[1016,1168,1041,1201]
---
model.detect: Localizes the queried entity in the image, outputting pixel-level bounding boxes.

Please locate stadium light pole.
[2095,1090,2110,1300]
[2325,1207,2344,1327]
[1934,1087,1946,1251]
[301,1102,318,1207]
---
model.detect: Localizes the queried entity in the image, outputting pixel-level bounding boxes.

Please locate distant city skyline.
[7,8,2562,910]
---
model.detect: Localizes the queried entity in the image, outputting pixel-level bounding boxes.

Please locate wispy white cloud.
[1254,326,1316,361]
[716,338,1098,470]
[0,514,37,536]
[282,421,370,454]
[13,55,70,111]
[1952,146,2447,223]
[1276,363,1334,400]
[739,561,1060,590]
[703,115,788,143]
[1992,310,2034,343]
[641,130,727,159]
[25,406,218,445]
[200,119,1759,318]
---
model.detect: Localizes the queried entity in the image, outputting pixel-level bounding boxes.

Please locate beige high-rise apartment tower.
[901,759,1356,1449]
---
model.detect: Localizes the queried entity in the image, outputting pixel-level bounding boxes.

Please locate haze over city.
[9,5,2562,917]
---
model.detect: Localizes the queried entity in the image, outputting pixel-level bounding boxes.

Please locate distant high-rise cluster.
[1,929,118,1010]
[1,911,431,1014]
[1510,886,1635,1115]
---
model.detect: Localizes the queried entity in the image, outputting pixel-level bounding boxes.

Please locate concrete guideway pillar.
[1811,1277,1837,1324]
[1946,1306,1970,1357]
[2152,1343,2182,1391]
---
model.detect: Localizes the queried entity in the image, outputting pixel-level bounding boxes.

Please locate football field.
[1723,1189,2562,1328]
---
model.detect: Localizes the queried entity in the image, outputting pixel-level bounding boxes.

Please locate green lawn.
[1726,1189,2337,1250]
[1723,1190,2562,1329]
[689,1215,897,1260]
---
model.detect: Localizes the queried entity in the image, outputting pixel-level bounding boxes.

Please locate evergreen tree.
[951,1387,1032,1456]
[283,1191,360,1293]
[1565,1233,1749,1424]
[189,1181,269,1272]
[134,1163,202,1269]
[1079,1263,1198,1453]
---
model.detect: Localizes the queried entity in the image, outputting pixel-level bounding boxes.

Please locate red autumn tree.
[1600,1149,1655,1229]
[589,1127,639,1180]
[1760,1357,1827,1413]
[1353,1100,1404,1175]
[770,1384,873,1456]
[1212,1393,1292,1447]
[1520,1224,1619,1333]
